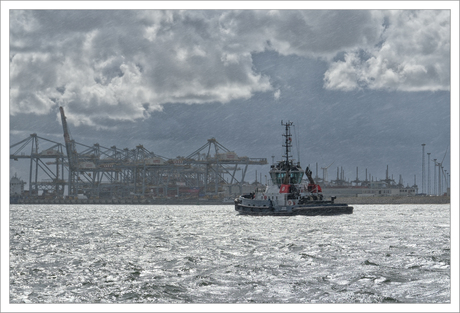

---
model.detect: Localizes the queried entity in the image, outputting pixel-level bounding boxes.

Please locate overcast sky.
[4,3,458,190]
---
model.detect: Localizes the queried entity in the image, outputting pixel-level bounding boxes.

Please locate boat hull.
[235,201,353,216]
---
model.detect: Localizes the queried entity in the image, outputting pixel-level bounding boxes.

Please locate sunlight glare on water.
[9,204,450,304]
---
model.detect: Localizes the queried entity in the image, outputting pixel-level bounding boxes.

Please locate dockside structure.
[10,107,267,201]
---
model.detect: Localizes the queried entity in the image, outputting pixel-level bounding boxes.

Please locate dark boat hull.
[235,202,353,216]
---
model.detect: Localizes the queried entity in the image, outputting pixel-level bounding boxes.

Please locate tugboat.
[235,121,353,216]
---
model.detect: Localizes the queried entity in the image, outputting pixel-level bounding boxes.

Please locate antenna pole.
[281,121,293,166]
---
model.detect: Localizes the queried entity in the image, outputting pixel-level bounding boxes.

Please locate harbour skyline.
[4,3,457,193]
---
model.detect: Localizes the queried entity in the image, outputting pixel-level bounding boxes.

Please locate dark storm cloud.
[9,9,450,127]
[239,10,381,55]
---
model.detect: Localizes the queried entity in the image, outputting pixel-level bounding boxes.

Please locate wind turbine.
[433,145,449,196]
[321,161,335,184]
[438,145,449,195]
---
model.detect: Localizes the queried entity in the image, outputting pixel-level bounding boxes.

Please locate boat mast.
[281,120,293,167]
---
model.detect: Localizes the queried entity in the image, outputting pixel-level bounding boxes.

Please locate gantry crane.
[184,137,267,194]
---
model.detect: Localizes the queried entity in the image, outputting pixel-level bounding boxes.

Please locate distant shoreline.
[11,195,449,205]
[334,195,450,205]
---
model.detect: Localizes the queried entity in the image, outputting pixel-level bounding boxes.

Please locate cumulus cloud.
[9,9,450,126]
[9,10,273,125]
[324,10,450,91]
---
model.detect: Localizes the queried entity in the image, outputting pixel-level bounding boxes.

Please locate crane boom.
[59,106,75,170]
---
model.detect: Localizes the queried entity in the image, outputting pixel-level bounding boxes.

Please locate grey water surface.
[9,204,450,303]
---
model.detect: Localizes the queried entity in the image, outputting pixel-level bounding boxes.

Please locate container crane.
[59,106,76,170]
[59,106,79,196]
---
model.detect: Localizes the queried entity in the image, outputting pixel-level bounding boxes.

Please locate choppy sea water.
[9,204,450,304]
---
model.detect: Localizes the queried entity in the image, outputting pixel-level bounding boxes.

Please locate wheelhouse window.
[270,170,304,185]
[290,171,303,184]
